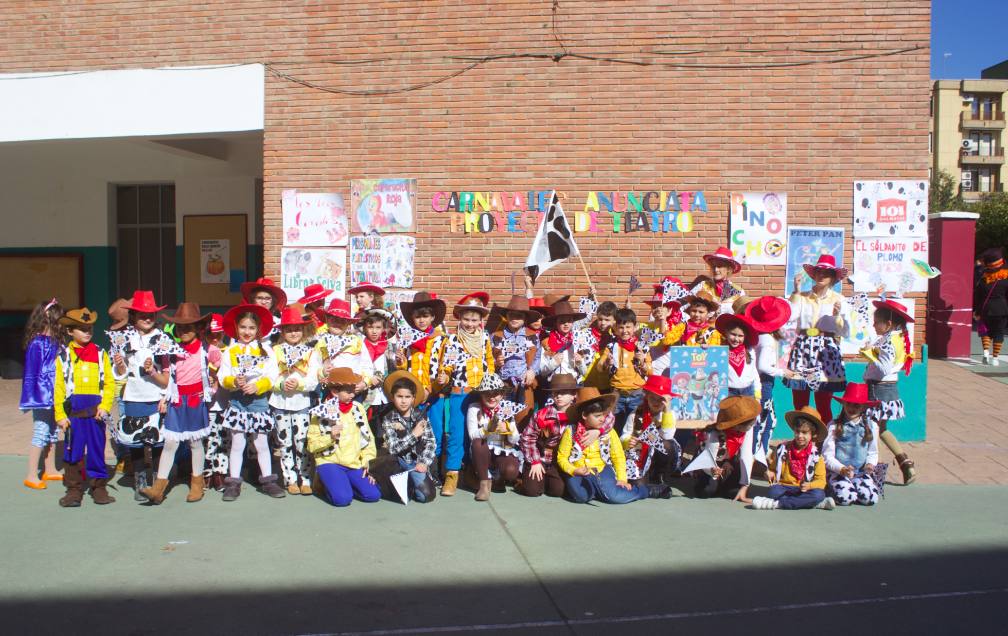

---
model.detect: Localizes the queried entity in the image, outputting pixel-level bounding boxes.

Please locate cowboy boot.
[59,462,85,508]
[259,474,287,498]
[139,478,169,505]
[647,483,672,499]
[441,470,459,496]
[186,474,205,503]
[475,479,492,502]
[90,478,116,504]
[222,477,242,502]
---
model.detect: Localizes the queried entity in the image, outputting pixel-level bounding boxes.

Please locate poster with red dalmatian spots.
[852,180,928,238]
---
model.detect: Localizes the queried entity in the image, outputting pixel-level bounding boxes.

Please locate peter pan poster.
[666,346,729,429]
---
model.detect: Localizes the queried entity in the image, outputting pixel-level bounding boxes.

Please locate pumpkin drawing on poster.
[729,192,787,265]
[200,239,229,284]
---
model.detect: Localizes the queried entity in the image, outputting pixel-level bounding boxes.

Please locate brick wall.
[2,1,931,336]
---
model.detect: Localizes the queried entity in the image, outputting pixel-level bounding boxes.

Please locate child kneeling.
[378,370,438,503]
[307,368,381,507]
[752,406,833,510]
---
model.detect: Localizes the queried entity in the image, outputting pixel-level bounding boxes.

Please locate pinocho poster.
[280,247,346,301]
[666,346,729,429]
[729,192,787,265]
[281,190,349,247]
[350,178,417,234]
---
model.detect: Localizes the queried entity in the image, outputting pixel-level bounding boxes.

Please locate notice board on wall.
[183,214,247,306]
[0,253,84,313]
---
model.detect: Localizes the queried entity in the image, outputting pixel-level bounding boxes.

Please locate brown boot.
[186,475,205,502]
[441,470,459,496]
[475,479,492,501]
[59,462,85,508]
[139,478,169,504]
[90,478,116,504]
[895,454,917,485]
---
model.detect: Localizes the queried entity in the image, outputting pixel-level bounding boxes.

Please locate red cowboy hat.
[321,298,354,321]
[297,283,334,305]
[347,282,386,297]
[644,291,665,308]
[222,304,274,340]
[832,382,880,407]
[240,277,288,310]
[453,293,491,319]
[803,254,849,281]
[642,375,682,399]
[277,306,312,327]
[744,296,793,333]
[457,292,490,307]
[703,247,742,274]
[715,313,758,347]
[872,298,914,324]
[122,290,166,313]
[208,313,224,334]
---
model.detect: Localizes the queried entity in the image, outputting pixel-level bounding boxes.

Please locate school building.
[0,2,932,438]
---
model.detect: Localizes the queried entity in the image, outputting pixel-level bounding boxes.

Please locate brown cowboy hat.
[382,370,427,406]
[325,367,363,387]
[107,298,130,330]
[400,291,447,330]
[683,290,721,313]
[161,302,211,325]
[488,295,541,327]
[59,307,98,327]
[542,300,586,328]
[537,293,573,317]
[542,373,579,393]
[714,395,761,430]
[566,386,618,422]
[784,406,827,442]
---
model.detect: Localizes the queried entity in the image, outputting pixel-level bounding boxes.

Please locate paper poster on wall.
[380,235,416,288]
[842,296,916,356]
[350,179,417,233]
[280,247,346,301]
[785,226,845,296]
[200,239,230,284]
[729,192,787,265]
[382,289,416,316]
[281,189,349,247]
[852,180,928,238]
[666,346,729,429]
[349,235,382,286]
[852,236,929,293]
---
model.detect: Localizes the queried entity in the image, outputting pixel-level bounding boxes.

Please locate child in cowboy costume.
[466,372,522,501]
[489,295,540,429]
[752,406,832,510]
[597,308,652,434]
[744,296,796,456]
[556,387,668,504]
[579,300,618,391]
[620,375,679,493]
[691,395,761,501]
[217,304,285,501]
[646,277,689,376]
[316,298,375,397]
[691,246,747,315]
[241,277,287,345]
[296,283,334,333]
[536,299,588,382]
[270,306,322,495]
[679,290,723,346]
[139,303,217,504]
[517,373,578,498]
[786,254,852,424]
[356,308,396,421]
[112,290,172,501]
[307,367,381,507]
[821,383,882,506]
[203,313,231,490]
[377,370,437,503]
[53,308,116,507]
[348,282,385,316]
[715,313,761,398]
[861,298,917,485]
[395,291,448,394]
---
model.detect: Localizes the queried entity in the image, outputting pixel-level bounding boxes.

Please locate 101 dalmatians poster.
[852,181,929,293]
[666,346,729,429]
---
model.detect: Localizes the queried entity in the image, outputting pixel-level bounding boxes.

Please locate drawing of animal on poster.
[280,248,346,301]
[729,192,787,266]
[852,237,928,294]
[350,179,418,233]
[666,346,729,429]
[852,180,928,238]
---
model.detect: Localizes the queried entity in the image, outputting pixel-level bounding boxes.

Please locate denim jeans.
[767,484,825,510]
[397,457,433,503]
[564,465,648,504]
[613,390,644,435]
[728,386,755,397]
[428,393,468,471]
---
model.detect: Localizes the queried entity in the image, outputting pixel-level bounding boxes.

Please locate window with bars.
[116,184,176,306]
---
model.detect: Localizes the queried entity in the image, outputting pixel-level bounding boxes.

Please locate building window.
[116,184,176,305]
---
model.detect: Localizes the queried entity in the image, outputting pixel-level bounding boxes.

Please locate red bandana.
[72,342,99,363]
[682,320,706,343]
[617,337,636,352]
[728,344,747,377]
[724,428,746,459]
[665,308,683,328]
[364,337,388,361]
[410,327,434,353]
[547,329,572,354]
[715,280,725,297]
[787,441,813,481]
[590,327,603,353]
[182,339,202,356]
[338,401,354,414]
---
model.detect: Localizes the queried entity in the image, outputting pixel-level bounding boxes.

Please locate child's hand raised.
[793,274,803,292]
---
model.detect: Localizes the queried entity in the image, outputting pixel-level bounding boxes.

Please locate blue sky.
[932,0,1008,78]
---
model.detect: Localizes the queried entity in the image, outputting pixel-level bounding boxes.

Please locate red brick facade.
[3,1,930,329]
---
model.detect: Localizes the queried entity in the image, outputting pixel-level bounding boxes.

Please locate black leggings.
[985,315,1007,343]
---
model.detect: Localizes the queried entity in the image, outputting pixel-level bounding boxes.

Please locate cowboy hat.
[489,295,541,325]
[297,283,334,305]
[356,307,394,324]
[832,382,880,407]
[714,396,761,430]
[382,370,428,406]
[536,293,573,317]
[715,313,759,348]
[321,298,354,321]
[59,307,98,327]
[702,246,743,274]
[682,290,720,313]
[122,290,166,313]
[872,298,914,324]
[641,375,682,399]
[161,302,211,325]
[208,313,225,334]
[347,282,386,297]
[400,291,447,330]
[803,254,849,281]
[452,293,490,319]
[731,295,755,315]
[240,277,287,310]
[325,367,363,387]
[567,387,618,422]
[222,303,274,340]
[542,373,579,393]
[107,298,130,330]
[744,296,792,333]
[277,306,313,327]
[457,292,490,307]
[541,300,586,328]
[473,372,506,393]
[784,406,827,442]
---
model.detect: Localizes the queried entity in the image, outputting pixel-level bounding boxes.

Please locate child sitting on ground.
[621,375,679,492]
[466,372,522,501]
[692,396,760,501]
[752,406,833,510]
[517,373,578,498]
[821,383,882,506]
[377,371,437,503]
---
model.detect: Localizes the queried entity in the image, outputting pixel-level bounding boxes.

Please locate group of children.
[19,245,919,510]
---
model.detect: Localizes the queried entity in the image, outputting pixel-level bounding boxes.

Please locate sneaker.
[993,357,1001,367]
[983,352,992,365]
[815,496,836,510]
[751,496,778,510]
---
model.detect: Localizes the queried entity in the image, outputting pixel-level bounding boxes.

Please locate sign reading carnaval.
[729,192,787,265]
[431,190,708,234]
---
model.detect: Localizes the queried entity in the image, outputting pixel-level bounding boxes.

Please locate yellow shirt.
[556,427,629,482]
[306,403,377,469]
[53,344,115,421]
[598,343,651,392]
[682,325,722,346]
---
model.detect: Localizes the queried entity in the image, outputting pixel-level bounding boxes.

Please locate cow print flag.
[524,191,580,283]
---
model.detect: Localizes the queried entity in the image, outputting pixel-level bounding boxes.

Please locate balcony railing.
[961,148,1006,164]
[962,111,1007,129]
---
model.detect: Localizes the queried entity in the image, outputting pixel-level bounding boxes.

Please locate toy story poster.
[666,346,730,429]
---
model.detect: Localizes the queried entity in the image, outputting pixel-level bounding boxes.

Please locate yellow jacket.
[53,344,115,421]
[767,445,827,489]
[556,427,629,482]
[307,403,377,469]
[218,342,276,395]
[598,343,651,392]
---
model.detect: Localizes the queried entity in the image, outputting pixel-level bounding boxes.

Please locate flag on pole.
[524,191,579,283]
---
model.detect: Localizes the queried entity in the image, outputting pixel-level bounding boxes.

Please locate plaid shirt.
[380,408,437,467]
[520,405,568,466]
